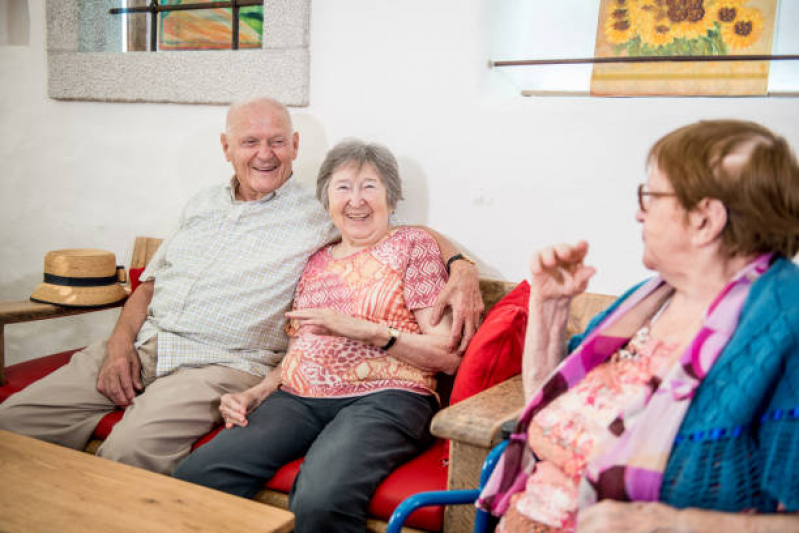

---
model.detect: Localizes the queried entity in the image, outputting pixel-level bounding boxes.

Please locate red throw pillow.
[129,267,145,293]
[449,281,530,405]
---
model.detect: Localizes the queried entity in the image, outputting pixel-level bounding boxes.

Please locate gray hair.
[316,139,404,210]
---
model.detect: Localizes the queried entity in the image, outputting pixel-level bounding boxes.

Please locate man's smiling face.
[221,100,299,201]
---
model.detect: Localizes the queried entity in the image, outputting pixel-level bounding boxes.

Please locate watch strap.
[381,327,399,351]
[446,253,474,274]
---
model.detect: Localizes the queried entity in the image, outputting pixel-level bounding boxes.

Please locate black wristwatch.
[381,327,400,350]
[446,253,475,274]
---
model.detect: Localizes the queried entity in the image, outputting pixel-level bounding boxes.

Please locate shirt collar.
[227,175,294,204]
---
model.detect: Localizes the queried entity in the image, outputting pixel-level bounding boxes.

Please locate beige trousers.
[0,337,262,474]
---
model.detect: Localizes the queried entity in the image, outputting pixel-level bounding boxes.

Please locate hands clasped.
[220,389,262,429]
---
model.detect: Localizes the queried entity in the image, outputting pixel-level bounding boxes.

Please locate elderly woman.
[174,139,459,532]
[479,120,799,532]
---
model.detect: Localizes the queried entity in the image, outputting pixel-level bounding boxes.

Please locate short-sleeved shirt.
[281,227,447,398]
[137,178,338,378]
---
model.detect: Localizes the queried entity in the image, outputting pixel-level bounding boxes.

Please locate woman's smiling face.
[327,161,391,249]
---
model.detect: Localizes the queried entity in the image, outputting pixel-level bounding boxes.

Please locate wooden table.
[0,430,294,533]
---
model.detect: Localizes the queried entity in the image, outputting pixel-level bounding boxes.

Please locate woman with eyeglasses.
[478,120,799,532]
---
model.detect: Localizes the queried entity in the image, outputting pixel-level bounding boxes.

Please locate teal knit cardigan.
[569,257,799,512]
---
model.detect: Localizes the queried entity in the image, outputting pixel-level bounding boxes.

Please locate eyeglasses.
[637,183,678,212]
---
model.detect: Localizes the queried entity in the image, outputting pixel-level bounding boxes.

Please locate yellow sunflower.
[605,1,635,44]
[630,0,677,48]
[672,1,716,40]
[710,0,746,26]
[722,6,764,49]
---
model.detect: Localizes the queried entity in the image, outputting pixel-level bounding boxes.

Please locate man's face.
[221,101,299,201]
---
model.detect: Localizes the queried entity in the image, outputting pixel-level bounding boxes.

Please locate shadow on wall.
[290,112,433,229]
[0,0,29,47]
[394,157,430,226]
[292,112,330,193]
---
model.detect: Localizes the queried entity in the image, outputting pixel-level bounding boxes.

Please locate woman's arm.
[284,307,460,375]
[412,225,483,353]
[523,241,596,400]
[577,500,799,533]
[219,358,283,428]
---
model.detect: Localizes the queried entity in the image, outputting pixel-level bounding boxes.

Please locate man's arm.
[97,281,154,406]
[413,226,483,353]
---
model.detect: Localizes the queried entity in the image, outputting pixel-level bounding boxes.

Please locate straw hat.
[30,249,129,307]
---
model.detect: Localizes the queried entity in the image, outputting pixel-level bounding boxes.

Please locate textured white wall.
[2,0,798,365]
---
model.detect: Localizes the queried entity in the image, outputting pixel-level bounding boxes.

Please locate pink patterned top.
[503,328,681,532]
[281,227,447,398]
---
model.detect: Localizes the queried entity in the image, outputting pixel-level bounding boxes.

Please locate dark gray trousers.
[173,389,436,533]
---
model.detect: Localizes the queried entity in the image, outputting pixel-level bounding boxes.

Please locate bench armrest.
[431,375,524,533]
[431,374,524,448]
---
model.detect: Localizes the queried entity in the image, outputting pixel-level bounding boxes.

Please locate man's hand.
[97,335,142,407]
[431,260,483,353]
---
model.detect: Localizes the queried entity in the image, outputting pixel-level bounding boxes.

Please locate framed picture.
[591,0,780,95]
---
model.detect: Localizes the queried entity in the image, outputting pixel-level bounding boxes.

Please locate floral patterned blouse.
[501,326,682,532]
[281,227,447,399]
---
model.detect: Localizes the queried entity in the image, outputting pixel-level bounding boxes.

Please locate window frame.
[46,0,310,105]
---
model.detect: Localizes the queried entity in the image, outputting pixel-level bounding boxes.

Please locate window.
[47,0,310,105]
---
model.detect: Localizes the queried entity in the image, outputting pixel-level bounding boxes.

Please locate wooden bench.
[0,237,616,533]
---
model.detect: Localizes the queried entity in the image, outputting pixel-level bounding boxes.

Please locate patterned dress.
[500,326,681,532]
[281,226,448,399]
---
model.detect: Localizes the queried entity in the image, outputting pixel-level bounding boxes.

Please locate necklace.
[616,297,671,361]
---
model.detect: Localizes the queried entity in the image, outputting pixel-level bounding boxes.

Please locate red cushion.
[449,281,529,405]
[0,349,79,403]
[92,409,125,439]
[194,425,447,530]
[369,439,448,530]
[265,458,304,492]
[129,267,145,293]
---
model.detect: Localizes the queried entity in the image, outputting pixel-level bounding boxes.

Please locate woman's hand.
[577,500,681,532]
[219,389,261,429]
[529,241,596,303]
[285,308,376,341]
[521,241,596,399]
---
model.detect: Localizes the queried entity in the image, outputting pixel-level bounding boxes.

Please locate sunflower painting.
[591,0,779,95]
[158,0,263,51]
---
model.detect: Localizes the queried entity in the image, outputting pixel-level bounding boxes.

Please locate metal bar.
[149,0,158,51]
[110,0,261,15]
[231,0,239,50]
[491,54,799,68]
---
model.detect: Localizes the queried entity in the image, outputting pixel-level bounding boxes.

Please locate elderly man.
[0,97,481,474]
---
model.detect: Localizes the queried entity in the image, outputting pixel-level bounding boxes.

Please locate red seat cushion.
[0,349,79,403]
[369,439,448,530]
[93,409,125,439]
[449,281,530,405]
[195,425,447,530]
[193,425,305,493]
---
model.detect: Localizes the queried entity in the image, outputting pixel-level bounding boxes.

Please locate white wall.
[2,0,798,365]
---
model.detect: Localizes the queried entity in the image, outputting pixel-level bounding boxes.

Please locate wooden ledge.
[0,297,128,326]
